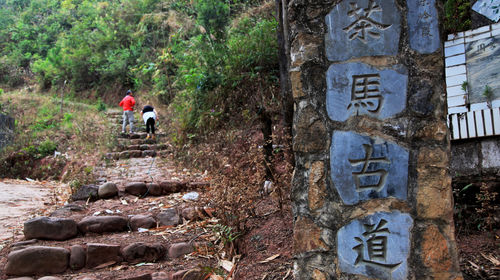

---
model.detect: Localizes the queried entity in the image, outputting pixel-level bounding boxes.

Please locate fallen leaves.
[481,253,500,266]
[259,254,280,264]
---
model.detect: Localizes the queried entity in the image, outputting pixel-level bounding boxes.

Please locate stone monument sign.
[290,0,462,279]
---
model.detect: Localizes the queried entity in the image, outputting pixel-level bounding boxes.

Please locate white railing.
[445,22,500,140]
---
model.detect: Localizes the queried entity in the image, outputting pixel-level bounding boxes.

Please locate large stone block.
[71,185,99,201]
[122,242,165,263]
[450,141,480,177]
[291,70,305,99]
[86,243,121,268]
[125,182,148,196]
[70,245,86,270]
[77,216,128,234]
[168,242,193,259]
[421,225,452,273]
[417,147,453,219]
[290,33,322,67]
[24,217,78,241]
[159,181,186,194]
[337,211,413,279]
[330,131,409,205]
[157,208,180,227]
[130,215,156,231]
[307,161,326,212]
[481,139,500,170]
[325,0,401,61]
[5,246,69,276]
[293,104,327,153]
[98,182,118,199]
[326,62,408,122]
[407,0,440,54]
[293,216,327,254]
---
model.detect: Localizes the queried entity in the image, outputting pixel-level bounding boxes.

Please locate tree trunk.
[275,0,292,133]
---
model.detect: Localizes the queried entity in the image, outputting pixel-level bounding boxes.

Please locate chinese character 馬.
[347,74,383,115]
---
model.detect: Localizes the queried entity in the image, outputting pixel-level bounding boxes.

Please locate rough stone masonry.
[0,113,14,150]
[290,0,462,279]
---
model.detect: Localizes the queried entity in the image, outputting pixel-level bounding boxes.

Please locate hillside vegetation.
[0,0,279,137]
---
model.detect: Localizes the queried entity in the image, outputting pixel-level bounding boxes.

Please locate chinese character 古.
[353,219,401,270]
[347,74,383,115]
[343,0,392,43]
[349,144,390,192]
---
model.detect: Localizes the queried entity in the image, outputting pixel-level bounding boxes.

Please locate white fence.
[445,22,500,140]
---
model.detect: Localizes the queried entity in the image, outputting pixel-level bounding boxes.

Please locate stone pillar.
[0,113,14,150]
[290,1,462,279]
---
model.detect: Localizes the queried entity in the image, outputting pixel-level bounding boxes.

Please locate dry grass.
[0,89,113,183]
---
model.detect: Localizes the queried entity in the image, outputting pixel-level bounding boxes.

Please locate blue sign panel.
[337,211,413,280]
[330,131,409,205]
[326,62,408,122]
[407,0,440,54]
[325,0,401,62]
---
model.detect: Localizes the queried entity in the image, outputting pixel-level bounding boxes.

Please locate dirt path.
[0,179,70,241]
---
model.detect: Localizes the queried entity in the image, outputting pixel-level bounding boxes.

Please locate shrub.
[96,99,107,112]
[226,17,278,75]
[444,0,471,33]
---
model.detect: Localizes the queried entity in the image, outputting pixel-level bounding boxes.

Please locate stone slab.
[326,62,408,122]
[450,141,480,177]
[24,217,78,241]
[330,131,409,205]
[465,35,500,103]
[325,0,401,61]
[481,138,500,169]
[407,0,440,53]
[337,211,413,279]
[0,113,14,150]
[5,246,70,276]
[473,0,500,22]
[86,243,121,268]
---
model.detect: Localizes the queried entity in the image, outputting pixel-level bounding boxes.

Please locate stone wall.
[289,0,462,279]
[0,113,15,150]
[451,137,500,178]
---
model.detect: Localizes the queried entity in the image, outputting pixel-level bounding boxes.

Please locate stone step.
[114,143,170,152]
[5,241,210,278]
[23,205,214,241]
[105,150,158,160]
[117,132,167,139]
[70,181,209,202]
[118,138,161,146]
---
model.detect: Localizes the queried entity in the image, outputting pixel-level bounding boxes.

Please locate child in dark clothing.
[141,105,158,139]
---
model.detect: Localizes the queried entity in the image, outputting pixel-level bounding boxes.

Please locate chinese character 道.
[353,219,401,270]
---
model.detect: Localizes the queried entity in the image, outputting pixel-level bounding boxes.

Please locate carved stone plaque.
[330,131,409,205]
[325,0,401,62]
[326,62,408,122]
[473,0,500,22]
[466,35,500,103]
[407,0,440,54]
[337,211,413,280]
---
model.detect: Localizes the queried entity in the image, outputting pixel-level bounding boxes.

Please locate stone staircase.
[1,110,219,280]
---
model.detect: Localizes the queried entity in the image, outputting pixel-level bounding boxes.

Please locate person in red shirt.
[119,89,136,134]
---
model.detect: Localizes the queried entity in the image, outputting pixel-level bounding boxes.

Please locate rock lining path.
[0,110,217,280]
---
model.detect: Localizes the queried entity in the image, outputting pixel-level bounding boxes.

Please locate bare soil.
[0,179,70,241]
